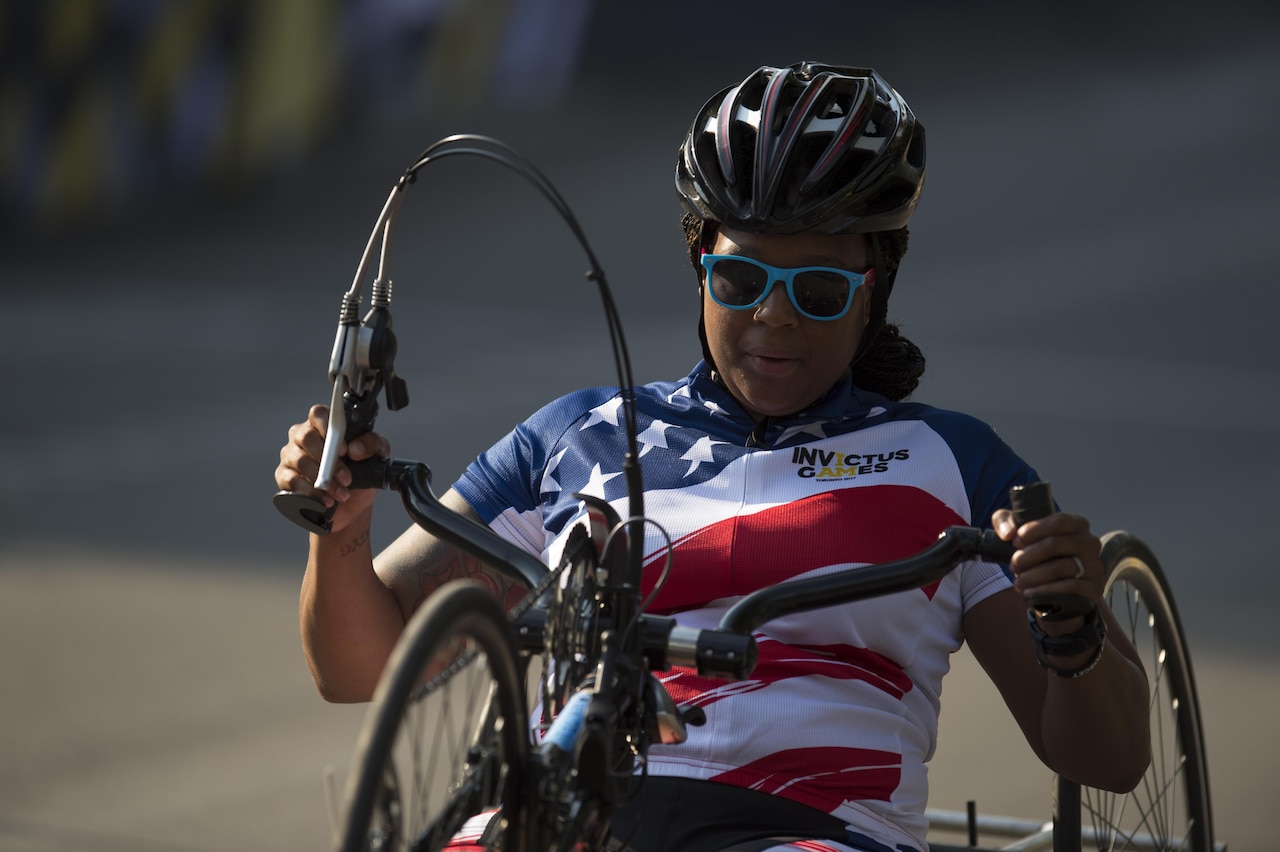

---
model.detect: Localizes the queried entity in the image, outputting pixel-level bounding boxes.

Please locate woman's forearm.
[299,509,405,703]
[1038,608,1151,791]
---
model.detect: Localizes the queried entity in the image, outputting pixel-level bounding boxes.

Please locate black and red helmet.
[676,62,925,235]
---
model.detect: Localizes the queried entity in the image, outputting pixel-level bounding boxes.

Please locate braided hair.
[682,211,926,403]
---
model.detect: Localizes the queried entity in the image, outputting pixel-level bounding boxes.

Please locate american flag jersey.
[452,362,1040,852]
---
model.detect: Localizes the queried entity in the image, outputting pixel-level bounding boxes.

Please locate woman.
[276,62,1149,852]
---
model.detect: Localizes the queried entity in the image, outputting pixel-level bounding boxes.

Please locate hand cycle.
[272,136,1220,852]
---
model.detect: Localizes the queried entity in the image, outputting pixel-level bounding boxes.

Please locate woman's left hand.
[991,509,1104,615]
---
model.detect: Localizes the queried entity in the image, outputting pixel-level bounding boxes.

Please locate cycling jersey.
[453,361,1040,852]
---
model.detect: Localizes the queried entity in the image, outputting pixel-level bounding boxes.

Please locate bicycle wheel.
[1054,532,1215,852]
[338,580,530,852]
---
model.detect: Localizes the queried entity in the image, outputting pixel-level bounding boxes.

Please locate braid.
[850,321,925,401]
[852,228,925,402]
[680,212,926,402]
[681,210,705,265]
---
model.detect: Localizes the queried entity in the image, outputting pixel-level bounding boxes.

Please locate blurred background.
[2,0,1277,849]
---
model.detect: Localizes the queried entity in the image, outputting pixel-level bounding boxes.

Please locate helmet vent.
[866,100,895,138]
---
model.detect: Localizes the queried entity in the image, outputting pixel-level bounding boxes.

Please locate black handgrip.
[274,456,390,535]
[1009,482,1093,622]
[1009,481,1055,524]
[347,456,390,490]
[274,389,384,535]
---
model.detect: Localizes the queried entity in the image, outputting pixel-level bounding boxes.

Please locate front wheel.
[1054,532,1216,852]
[338,580,530,852]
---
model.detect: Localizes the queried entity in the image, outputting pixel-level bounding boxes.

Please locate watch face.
[1028,606,1105,658]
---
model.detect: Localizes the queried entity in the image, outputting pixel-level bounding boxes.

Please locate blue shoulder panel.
[895,403,1043,528]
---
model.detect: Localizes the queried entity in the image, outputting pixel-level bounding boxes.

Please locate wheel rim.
[1070,547,1213,852]
[342,584,528,852]
[407,657,509,848]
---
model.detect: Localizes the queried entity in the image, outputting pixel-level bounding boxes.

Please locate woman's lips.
[746,351,800,375]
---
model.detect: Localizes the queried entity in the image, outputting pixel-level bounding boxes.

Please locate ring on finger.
[1072,557,1086,579]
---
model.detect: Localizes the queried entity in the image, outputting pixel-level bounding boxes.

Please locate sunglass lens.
[793,270,851,318]
[710,258,769,307]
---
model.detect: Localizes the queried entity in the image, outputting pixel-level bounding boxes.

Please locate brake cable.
[273,134,646,585]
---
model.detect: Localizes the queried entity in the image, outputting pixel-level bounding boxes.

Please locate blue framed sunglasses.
[701,253,873,321]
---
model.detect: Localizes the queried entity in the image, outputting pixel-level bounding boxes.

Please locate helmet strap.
[693,219,720,372]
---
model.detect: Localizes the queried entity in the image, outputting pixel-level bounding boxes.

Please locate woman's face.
[702,226,874,421]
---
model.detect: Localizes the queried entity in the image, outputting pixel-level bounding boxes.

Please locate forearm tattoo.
[338,528,371,557]
[414,550,529,614]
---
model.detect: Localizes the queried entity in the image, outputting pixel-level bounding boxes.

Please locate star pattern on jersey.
[776,421,830,445]
[636,418,675,457]
[680,435,730,478]
[580,397,624,431]
[666,384,692,404]
[539,448,569,496]
[577,462,623,500]
[540,406,746,527]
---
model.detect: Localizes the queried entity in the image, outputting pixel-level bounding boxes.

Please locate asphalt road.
[2,4,1277,850]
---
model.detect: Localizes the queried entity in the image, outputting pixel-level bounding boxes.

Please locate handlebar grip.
[274,457,392,535]
[1009,481,1054,524]
[347,456,390,490]
[1009,482,1093,622]
[275,390,387,535]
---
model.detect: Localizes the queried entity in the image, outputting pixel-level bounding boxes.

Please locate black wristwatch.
[1026,605,1107,677]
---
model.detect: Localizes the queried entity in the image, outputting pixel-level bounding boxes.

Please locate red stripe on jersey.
[660,635,911,706]
[710,745,902,806]
[789,841,853,852]
[757,639,912,698]
[643,484,964,612]
[443,808,500,848]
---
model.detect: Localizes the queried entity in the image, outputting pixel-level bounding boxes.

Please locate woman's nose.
[754,281,800,325]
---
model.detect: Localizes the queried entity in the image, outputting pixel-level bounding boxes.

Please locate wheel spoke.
[338,582,528,852]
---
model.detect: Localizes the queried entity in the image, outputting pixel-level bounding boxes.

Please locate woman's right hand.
[275,404,391,533]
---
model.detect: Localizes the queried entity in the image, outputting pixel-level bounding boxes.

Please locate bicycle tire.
[338,580,530,852]
[1053,532,1215,852]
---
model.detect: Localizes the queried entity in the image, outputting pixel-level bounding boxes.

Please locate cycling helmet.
[676,62,925,235]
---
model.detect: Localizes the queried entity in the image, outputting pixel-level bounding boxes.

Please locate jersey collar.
[685,361,887,444]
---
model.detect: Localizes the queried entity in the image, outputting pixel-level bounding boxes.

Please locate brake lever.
[274,281,410,535]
